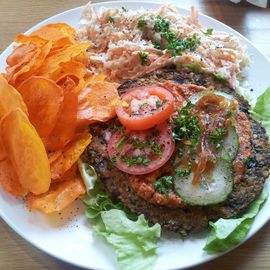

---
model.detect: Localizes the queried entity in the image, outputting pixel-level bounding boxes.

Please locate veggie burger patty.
[85,69,270,235]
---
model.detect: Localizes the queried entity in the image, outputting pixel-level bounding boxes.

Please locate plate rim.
[0,1,270,270]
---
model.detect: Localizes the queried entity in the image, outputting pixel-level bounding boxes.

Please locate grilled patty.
[86,69,270,235]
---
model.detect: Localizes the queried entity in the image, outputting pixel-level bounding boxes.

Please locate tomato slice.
[107,123,175,175]
[115,85,175,130]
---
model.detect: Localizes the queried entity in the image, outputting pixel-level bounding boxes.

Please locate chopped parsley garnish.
[126,137,163,156]
[108,16,114,23]
[152,40,162,49]
[151,16,200,56]
[127,137,147,150]
[204,28,213,36]
[172,101,202,147]
[121,155,150,167]
[138,51,148,65]
[150,141,162,155]
[139,102,148,109]
[226,109,233,117]
[153,175,174,199]
[175,163,192,177]
[177,148,185,158]
[121,6,128,12]
[166,34,200,56]
[160,31,175,41]
[154,16,170,32]
[137,19,147,29]
[115,136,126,149]
[110,156,117,166]
[209,128,226,149]
[156,100,162,108]
[156,99,168,108]
[244,157,250,166]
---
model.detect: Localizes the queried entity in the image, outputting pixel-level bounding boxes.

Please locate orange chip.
[52,163,78,183]
[30,23,76,42]
[14,33,46,46]
[6,43,37,67]
[6,44,38,83]
[77,81,120,128]
[56,74,79,89]
[0,137,6,161]
[0,75,28,119]
[27,176,86,213]
[57,75,86,96]
[10,41,52,88]
[37,42,91,76]
[50,60,87,82]
[50,132,91,180]
[75,78,86,94]
[48,150,63,164]
[85,74,106,84]
[0,159,26,197]
[47,44,70,58]
[44,81,78,151]
[1,108,51,195]
[72,51,91,67]
[18,76,64,138]
[15,34,74,49]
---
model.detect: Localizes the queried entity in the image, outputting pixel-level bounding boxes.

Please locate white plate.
[0,1,270,270]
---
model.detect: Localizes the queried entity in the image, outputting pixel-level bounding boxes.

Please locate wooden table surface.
[0,0,270,269]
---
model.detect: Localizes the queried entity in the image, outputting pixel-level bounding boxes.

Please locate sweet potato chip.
[37,43,91,76]
[48,150,63,164]
[77,81,120,128]
[6,43,37,67]
[14,33,46,45]
[52,163,78,183]
[84,73,106,84]
[50,60,87,83]
[44,82,78,151]
[0,137,6,161]
[18,76,64,137]
[1,108,51,195]
[47,44,70,58]
[73,51,91,67]
[15,32,74,49]
[0,75,28,119]
[50,132,91,180]
[57,75,86,96]
[30,23,76,42]
[6,44,38,83]
[0,159,26,197]
[10,41,52,88]
[56,74,79,89]
[27,176,86,213]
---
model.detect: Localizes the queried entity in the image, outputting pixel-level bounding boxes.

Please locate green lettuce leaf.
[204,189,268,253]
[97,210,161,270]
[250,87,270,141]
[81,165,161,270]
[176,62,202,73]
[78,159,97,192]
[235,79,256,107]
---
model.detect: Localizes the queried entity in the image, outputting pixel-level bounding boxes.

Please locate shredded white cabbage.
[78,3,249,88]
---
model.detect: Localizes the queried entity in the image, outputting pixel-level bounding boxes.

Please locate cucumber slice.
[189,90,234,105]
[174,158,233,206]
[221,126,239,161]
